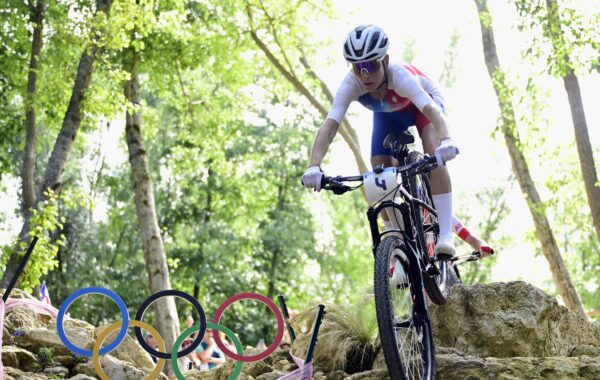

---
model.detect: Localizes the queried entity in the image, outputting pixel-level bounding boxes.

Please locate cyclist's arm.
[308,73,359,167]
[309,118,340,167]
[422,101,450,140]
[390,64,451,141]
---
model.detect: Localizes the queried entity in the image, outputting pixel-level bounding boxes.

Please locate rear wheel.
[408,151,460,305]
[374,236,436,380]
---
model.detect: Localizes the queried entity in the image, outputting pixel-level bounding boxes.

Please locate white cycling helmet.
[343,25,389,63]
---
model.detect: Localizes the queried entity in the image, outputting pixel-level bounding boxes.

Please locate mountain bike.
[317,131,463,380]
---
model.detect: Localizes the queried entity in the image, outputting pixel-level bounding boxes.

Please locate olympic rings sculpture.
[57,287,286,380]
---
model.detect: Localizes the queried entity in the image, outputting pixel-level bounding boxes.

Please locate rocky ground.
[1,281,599,379]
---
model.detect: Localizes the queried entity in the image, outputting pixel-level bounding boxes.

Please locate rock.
[0,345,40,371]
[43,366,70,377]
[241,359,272,378]
[255,370,288,380]
[73,362,99,378]
[16,319,95,357]
[437,353,600,380]
[3,325,15,345]
[181,371,216,380]
[1,283,598,380]
[95,324,157,373]
[4,366,49,379]
[371,348,385,370]
[4,305,42,333]
[105,355,169,380]
[54,355,84,367]
[570,345,600,357]
[343,369,390,379]
[0,288,37,301]
[98,355,149,379]
[273,359,291,371]
[430,281,600,357]
[325,370,349,380]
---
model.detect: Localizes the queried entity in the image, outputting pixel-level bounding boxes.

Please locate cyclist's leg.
[416,113,455,257]
[371,111,412,229]
[452,216,495,257]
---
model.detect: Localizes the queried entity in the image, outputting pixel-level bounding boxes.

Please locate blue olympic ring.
[56,286,129,357]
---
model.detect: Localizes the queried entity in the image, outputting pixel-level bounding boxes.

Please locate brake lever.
[323,183,351,195]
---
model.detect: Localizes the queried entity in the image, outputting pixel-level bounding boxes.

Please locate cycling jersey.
[327,63,444,157]
[327,63,444,123]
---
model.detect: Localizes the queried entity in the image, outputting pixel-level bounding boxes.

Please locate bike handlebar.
[314,154,438,195]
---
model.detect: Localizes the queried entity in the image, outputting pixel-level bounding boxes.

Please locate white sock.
[432,193,453,239]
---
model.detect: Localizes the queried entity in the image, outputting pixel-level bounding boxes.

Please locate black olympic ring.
[134,289,207,359]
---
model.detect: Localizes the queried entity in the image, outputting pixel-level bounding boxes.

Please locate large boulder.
[13,319,94,357]
[1,345,40,370]
[437,352,600,380]
[430,281,600,357]
[95,324,158,374]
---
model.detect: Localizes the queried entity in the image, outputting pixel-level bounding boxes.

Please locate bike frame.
[366,190,433,320]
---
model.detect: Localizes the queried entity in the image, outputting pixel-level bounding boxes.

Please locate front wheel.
[374,236,436,380]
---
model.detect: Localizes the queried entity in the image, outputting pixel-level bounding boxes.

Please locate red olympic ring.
[212,292,285,362]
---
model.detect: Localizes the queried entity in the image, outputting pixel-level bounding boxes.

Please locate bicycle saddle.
[383,131,415,151]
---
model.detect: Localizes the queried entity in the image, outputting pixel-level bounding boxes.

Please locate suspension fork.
[367,201,413,255]
[405,240,430,319]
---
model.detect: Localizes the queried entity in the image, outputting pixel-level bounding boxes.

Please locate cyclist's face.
[352,55,387,92]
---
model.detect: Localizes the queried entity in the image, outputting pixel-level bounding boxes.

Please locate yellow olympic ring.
[93,320,166,380]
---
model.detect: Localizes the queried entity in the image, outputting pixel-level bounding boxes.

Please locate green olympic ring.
[172,321,244,380]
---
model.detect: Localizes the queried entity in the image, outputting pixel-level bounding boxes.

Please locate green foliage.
[12,189,91,292]
[0,0,33,178]
[457,181,513,284]
[438,29,461,89]
[544,145,600,312]
[490,69,519,140]
[478,10,493,29]
[401,36,418,63]
[37,346,56,368]
[514,0,599,75]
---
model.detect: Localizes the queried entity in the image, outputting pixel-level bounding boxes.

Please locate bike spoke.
[375,236,435,380]
[388,256,427,379]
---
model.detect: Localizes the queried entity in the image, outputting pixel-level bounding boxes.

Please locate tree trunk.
[562,72,600,240]
[21,0,46,213]
[0,0,113,288]
[473,0,585,317]
[562,71,600,239]
[545,0,600,240]
[124,50,179,375]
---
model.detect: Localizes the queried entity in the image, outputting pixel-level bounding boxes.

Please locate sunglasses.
[352,59,383,75]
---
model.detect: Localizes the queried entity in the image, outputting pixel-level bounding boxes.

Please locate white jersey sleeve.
[387,64,440,112]
[326,72,363,124]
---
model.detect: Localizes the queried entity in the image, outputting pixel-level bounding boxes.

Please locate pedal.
[452,252,481,265]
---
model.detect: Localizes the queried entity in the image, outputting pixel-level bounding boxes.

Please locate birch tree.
[472,0,585,317]
[515,0,600,241]
[124,48,179,374]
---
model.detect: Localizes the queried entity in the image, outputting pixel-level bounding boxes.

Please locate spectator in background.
[186,314,195,328]
[196,328,226,370]
[144,333,158,363]
[256,338,267,350]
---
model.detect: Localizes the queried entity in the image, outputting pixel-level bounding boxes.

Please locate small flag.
[40,281,51,306]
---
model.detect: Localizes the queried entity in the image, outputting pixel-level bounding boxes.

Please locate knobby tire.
[374,236,436,380]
